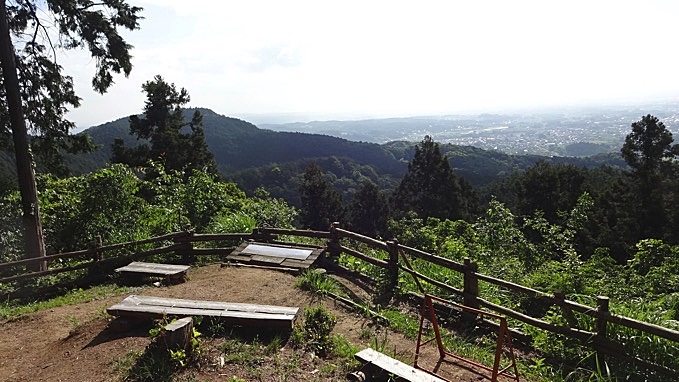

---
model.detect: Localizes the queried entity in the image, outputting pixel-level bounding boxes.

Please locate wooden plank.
[250,255,286,265]
[117,261,190,272]
[334,228,389,251]
[259,227,333,239]
[119,295,299,315]
[107,295,299,328]
[355,348,445,382]
[107,303,295,321]
[242,243,313,260]
[280,258,311,268]
[107,304,296,327]
[339,245,389,268]
[225,254,253,262]
[115,262,190,276]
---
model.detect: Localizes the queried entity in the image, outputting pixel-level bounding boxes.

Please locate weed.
[264,335,283,356]
[358,327,373,340]
[371,329,389,353]
[331,334,361,363]
[295,268,340,295]
[291,305,337,357]
[124,344,175,382]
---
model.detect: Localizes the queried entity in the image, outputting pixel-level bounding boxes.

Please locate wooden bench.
[354,348,445,382]
[107,295,299,330]
[115,261,190,284]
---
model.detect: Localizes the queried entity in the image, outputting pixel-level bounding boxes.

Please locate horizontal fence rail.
[2,223,678,375]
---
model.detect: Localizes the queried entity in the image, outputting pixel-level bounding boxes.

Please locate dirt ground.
[0,264,493,381]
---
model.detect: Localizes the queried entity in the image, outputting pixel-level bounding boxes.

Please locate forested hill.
[0,107,626,199]
[65,108,405,177]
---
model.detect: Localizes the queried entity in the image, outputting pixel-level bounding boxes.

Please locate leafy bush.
[291,305,337,357]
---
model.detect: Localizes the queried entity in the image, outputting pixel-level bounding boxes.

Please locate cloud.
[239,45,302,72]
[65,0,679,128]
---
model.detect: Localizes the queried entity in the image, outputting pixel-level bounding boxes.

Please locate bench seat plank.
[115,262,190,276]
[106,295,298,329]
[120,295,298,315]
[355,348,445,382]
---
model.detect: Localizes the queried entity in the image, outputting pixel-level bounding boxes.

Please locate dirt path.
[0,264,489,381]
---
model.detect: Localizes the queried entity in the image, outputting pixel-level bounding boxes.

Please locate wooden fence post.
[87,235,104,277]
[596,296,610,363]
[463,258,480,325]
[596,296,610,337]
[326,222,342,260]
[94,235,103,261]
[386,239,399,293]
[252,227,276,242]
[175,230,195,264]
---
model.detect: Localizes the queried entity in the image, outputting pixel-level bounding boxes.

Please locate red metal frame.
[414,294,520,382]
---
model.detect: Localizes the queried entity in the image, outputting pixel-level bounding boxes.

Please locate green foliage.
[0,161,297,259]
[295,269,340,295]
[142,162,244,232]
[387,194,679,377]
[348,180,390,237]
[2,0,141,172]
[621,114,676,179]
[392,136,474,221]
[112,76,217,175]
[298,162,347,230]
[0,192,22,262]
[516,161,587,223]
[291,305,337,357]
[207,213,256,234]
[240,188,297,228]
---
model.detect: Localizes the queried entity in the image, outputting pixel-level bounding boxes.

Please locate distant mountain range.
[1,107,628,203]
[261,103,679,157]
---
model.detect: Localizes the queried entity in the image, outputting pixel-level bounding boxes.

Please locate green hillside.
[65,108,405,177]
[1,108,627,203]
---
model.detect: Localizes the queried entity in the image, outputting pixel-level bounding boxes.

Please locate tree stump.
[163,317,194,353]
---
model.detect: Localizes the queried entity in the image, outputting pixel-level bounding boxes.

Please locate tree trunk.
[0,1,47,271]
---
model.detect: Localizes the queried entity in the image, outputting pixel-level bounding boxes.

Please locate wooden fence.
[1,224,678,375]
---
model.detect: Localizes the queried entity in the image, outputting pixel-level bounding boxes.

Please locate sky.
[62,0,679,129]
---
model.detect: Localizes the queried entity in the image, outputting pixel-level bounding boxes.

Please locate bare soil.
[0,264,492,381]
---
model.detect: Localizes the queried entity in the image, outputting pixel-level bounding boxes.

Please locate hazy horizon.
[62,1,679,130]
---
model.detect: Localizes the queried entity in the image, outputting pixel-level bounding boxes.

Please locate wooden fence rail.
[2,225,678,374]
[321,224,679,375]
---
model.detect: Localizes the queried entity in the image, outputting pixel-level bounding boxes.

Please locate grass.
[0,283,133,320]
[294,268,341,295]
[380,305,563,382]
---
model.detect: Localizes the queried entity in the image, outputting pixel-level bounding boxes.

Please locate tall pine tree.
[348,180,389,237]
[112,75,216,175]
[392,136,472,221]
[1,1,141,268]
[621,114,679,240]
[298,162,347,230]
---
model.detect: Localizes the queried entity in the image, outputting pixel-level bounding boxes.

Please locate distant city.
[260,103,679,157]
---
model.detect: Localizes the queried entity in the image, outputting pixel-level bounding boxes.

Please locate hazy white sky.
[63,0,679,128]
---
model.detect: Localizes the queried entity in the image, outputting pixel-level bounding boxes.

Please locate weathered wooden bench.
[106,295,299,330]
[354,348,445,382]
[115,261,190,284]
